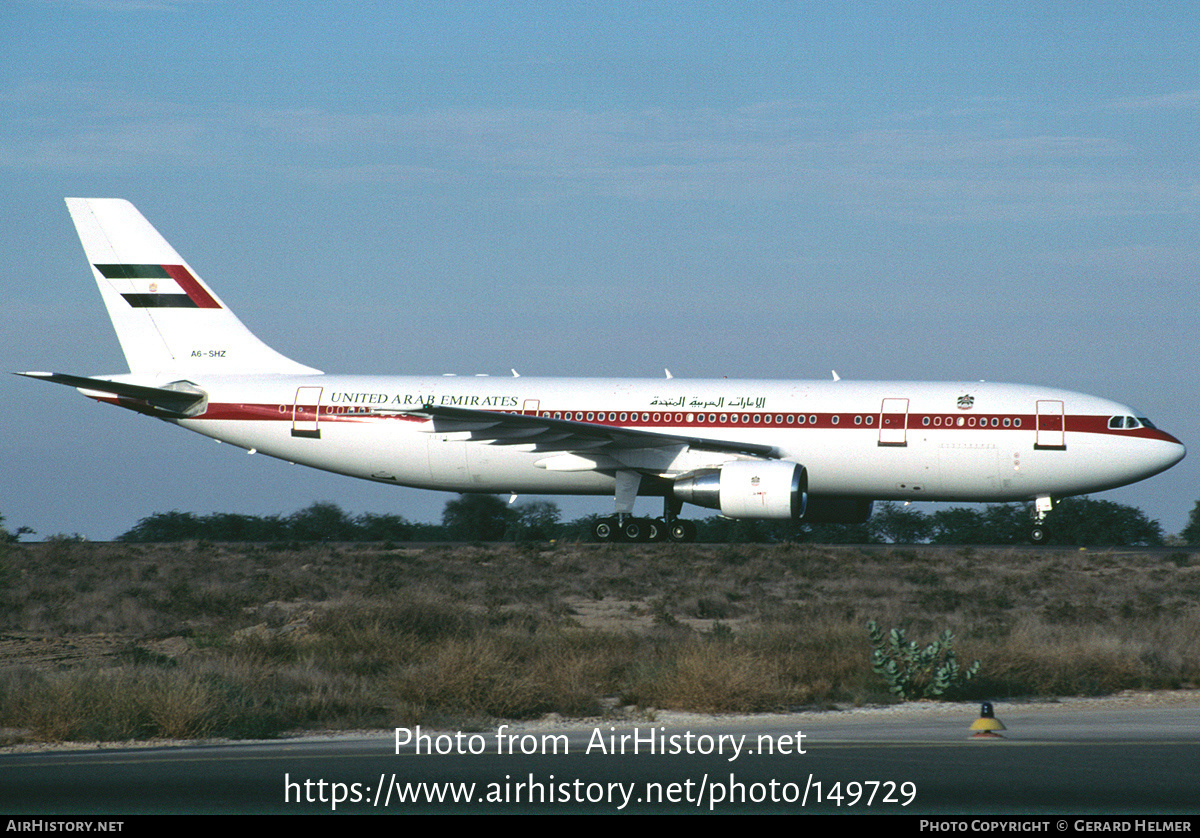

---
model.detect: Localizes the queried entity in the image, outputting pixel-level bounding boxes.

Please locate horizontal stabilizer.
[17,372,208,417]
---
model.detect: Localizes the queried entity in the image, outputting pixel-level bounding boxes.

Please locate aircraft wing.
[403,403,777,467]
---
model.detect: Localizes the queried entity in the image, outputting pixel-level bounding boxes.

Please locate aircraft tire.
[668,520,697,543]
[1029,525,1047,544]
[621,518,650,542]
[593,518,617,542]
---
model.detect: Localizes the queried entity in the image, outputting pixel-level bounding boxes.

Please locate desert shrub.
[867,621,980,699]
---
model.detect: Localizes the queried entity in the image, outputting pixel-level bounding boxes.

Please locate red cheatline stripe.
[162,265,221,309]
[85,397,1183,443]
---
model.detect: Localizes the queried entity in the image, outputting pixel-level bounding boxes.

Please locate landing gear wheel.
[668,520,697,543]
[593,518,617,543]
[647,519,666,542]
[1029,525,1047,544]
[621,518,650,542]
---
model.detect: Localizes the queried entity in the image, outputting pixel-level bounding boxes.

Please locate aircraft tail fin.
[64,198,320,376]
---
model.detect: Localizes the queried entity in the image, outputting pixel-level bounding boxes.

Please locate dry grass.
[0,667,219,741]
[0,540,1196,742]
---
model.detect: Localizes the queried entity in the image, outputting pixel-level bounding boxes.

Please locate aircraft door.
[1035,400,1066,450]
[878,398,909,446]
[292,386,323,439]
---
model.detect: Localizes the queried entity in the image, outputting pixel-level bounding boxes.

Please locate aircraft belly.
[186,417,623,494]
[1020,435,1179,497]
[425,433,469,488]
[800,431,937,500]
[463,441,614,493]
[936,440,1001,499]
[184,419,436,485]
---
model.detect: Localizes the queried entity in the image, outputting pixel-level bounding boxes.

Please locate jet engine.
[672,460,807,519]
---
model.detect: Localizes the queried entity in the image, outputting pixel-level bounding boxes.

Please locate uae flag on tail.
[95,264,221,309]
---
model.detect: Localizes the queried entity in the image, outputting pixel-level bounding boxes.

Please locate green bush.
[867,620,980,699]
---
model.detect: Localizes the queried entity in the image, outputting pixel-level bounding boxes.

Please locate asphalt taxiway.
[1,692,1198,814]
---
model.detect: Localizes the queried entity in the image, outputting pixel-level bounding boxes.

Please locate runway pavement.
[1,692,1198,815]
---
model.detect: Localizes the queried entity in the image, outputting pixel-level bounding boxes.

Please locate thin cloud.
[1108,90,1200,111]
[3,87,1189,221]
[63,0,204,11]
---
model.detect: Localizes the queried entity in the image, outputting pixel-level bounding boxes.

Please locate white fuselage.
[115,373,1184,506]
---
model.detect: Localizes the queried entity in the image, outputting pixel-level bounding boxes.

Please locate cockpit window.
[1109,415,1145,430]
[1138,417,1156,429]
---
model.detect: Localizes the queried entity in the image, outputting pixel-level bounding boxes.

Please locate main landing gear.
[593,471,698,542]
[592,514,698,543]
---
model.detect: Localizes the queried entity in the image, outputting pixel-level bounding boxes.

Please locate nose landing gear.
[1029,496,1054,544]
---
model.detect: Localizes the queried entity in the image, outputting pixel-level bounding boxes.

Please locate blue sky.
[2,2,1197,539]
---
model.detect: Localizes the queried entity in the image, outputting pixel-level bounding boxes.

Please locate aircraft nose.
[1167,438,1186,467]
[1153,432,1186,473]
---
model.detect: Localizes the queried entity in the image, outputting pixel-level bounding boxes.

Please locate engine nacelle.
[802,497,874,524]
[672,460,807,520]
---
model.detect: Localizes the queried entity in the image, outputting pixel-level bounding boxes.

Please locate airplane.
[19,198,1186,543]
